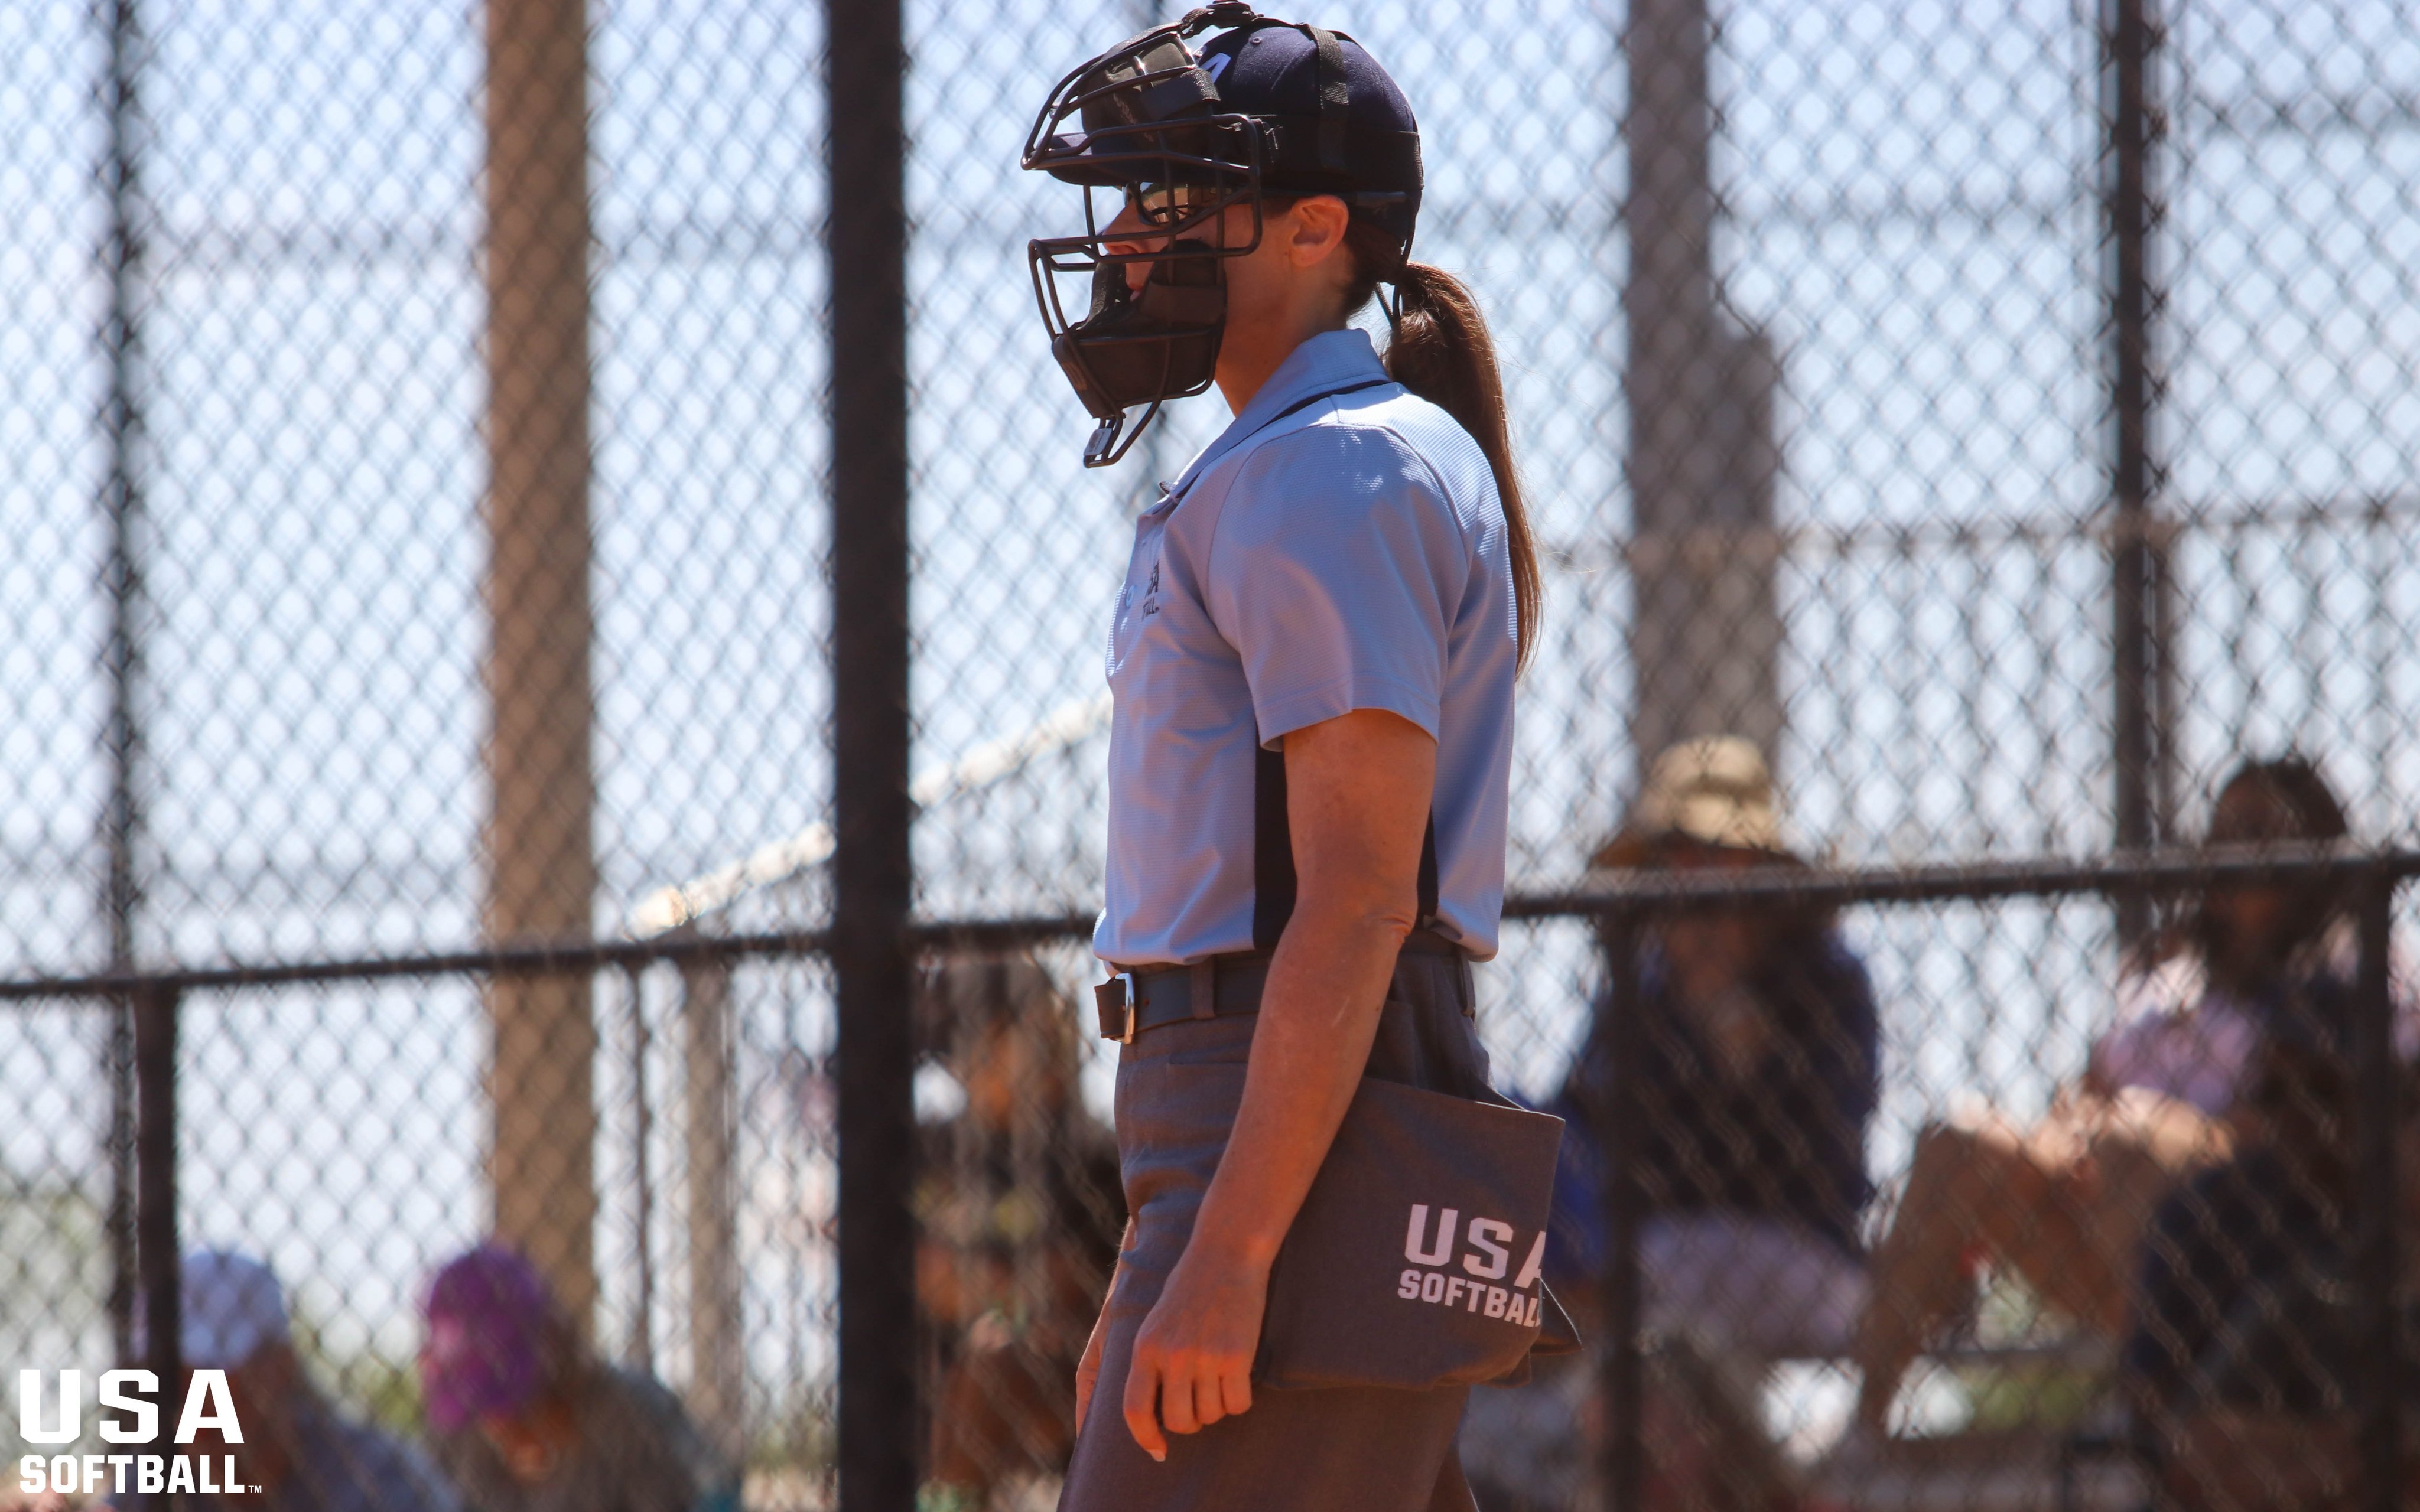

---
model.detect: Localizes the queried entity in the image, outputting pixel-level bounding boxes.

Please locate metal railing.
[14,843,2408,1507]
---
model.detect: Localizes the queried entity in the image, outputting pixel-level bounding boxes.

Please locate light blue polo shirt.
[1095,327,1518,966]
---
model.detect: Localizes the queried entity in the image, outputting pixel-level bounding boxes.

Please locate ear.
[1284,194,1352,269]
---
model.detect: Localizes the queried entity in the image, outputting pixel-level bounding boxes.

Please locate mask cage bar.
[1018,4,1260,177]
[1027,112,1265,252]
[1022,4,1305,467]
[1025,123,1268,469]
[1023,122,1266,327]
[1083,395,1166,468]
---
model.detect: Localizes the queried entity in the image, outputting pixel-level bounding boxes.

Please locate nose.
[1100,201,1162,296]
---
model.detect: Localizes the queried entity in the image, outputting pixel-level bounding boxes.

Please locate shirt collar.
[1155,327,1389,508]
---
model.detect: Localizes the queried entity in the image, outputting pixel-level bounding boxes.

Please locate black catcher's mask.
[1023,2,1423,467]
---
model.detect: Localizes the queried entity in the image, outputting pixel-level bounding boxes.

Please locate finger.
[1160,1355,1203,1435]
[1075,1368,1094,1432]
[1123,1350,1168,1462]
[1191,1370,1227,1429]
[1219,1361,1254,1420]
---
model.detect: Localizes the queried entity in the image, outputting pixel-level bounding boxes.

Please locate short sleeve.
[1202,423,1467,746]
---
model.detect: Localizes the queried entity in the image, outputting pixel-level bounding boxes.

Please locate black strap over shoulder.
[1255,740,1440,950]
[1417,807,1440,920]
[1235,369,1435,951]
[1253,744,1298,948]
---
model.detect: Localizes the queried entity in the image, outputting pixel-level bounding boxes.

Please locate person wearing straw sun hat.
[1590,734,1788,869]
[1462,737,1880,1510]
[1564,735,1877,1358]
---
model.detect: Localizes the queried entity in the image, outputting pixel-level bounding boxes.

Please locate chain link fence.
[3,0,2418,1508]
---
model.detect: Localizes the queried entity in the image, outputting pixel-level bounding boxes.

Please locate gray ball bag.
[1255,1076,1582,1390]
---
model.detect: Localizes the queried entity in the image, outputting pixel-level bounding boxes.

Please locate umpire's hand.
[1121,1250,1263,1461]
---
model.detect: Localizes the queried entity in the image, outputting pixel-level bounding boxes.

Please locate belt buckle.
[1094,973,1137,1044]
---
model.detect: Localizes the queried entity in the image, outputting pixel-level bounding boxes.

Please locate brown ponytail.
[1340,219,1541,672]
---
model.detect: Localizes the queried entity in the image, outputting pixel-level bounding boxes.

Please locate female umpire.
[1022,6,1542,1508]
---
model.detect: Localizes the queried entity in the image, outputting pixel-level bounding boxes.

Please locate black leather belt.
[1095,928,1466,1043]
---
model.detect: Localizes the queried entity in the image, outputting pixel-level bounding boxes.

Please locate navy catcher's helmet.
[1022,4,1423,466]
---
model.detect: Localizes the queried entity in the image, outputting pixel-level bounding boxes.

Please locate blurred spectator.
[1564,735,1881,1355]
[912,956,1123,1510]
[1461,736,1879,1511]
[103,1249,458,1512]
[2120,1038,2387,1509]
[417,1245,735,1512]
[1849,757,2361,1439]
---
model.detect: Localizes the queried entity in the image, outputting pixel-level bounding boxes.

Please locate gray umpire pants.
[1058,949,1491,1512]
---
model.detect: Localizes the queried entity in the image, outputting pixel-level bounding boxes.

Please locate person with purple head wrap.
[416,1246,735,1512]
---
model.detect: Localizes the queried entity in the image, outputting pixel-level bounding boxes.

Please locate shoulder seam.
[1238,400,1458,496]
[1240,402,1484,561]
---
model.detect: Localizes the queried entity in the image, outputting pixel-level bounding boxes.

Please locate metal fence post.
[134,982,180,1508]
[827,0,916,1506]
[2355,872,2401,1511]
[2103,0,2172,943]
[96,0,150,1374]
[625,963,655,1372]
[481,0,601,1321]
[1622,0,1784,767]
[1598,909,1644,1512]
[681,954,746,1465]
